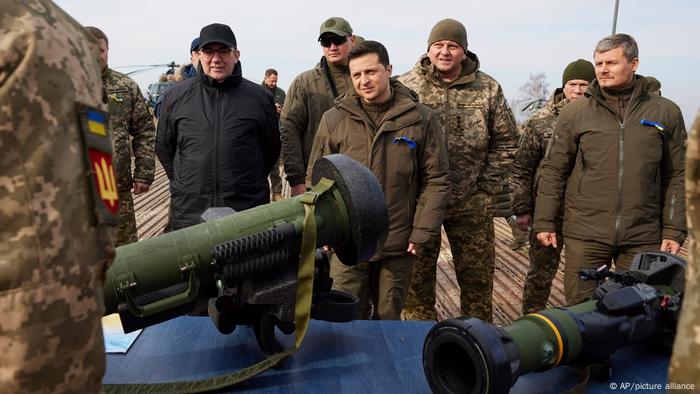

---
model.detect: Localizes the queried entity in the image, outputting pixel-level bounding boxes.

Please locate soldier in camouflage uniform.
[668,108,700,390]
[86,26,156,246]
[510,59,595,314]
[0,1,116,391]
[398,19,518,321]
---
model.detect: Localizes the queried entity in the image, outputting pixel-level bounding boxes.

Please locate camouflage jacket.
[280,57,349,186]
[669,108,700,387]
[398,53,518,205]
[0,1,114,392]
[510,89,568,215]
[104,68,156,192]
[307,80,450,259]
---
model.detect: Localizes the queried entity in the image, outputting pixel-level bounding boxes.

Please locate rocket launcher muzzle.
[103,154,389,354]
[422,252,686,394]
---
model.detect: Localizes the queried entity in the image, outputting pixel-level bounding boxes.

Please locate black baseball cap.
[199,23,237,49]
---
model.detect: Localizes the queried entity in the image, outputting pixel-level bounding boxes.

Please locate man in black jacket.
[156,23,281,230]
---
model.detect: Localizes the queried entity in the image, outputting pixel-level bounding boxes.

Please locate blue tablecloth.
[104,317,669,393]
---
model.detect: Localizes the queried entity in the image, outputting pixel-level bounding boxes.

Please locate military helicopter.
[113,61,180,108]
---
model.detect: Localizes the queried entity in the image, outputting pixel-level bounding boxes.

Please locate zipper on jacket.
[613,121,625,245]
[212,89,220,207]
[613,95,644,245]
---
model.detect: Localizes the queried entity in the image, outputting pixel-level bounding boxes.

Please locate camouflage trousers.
[404,192,495,322]
[521,229,563,314]
[330,253,414,320]
[269,156,284,198]
[115,190,138,246]
[563,238,659,304]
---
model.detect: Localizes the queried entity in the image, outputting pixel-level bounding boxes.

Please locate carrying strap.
[562,361,611,394]
[104,182,332,393]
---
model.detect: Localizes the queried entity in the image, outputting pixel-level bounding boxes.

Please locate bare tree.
[509,72,550,125]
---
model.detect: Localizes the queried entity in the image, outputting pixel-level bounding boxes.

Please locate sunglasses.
[319,35,348,48]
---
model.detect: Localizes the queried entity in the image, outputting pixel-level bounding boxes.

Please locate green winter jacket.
[307,80,450,260]
[280,57,348,186]
[535,76,687,245]
[261,82,286,106]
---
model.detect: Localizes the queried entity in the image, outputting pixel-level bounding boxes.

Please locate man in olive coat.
[281,17,356,197]
[535,34,687,304]
[307,41,450,320]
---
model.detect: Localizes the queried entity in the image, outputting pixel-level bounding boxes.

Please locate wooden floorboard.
[133,164,687,327]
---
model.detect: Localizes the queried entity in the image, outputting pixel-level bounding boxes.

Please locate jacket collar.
[198,60,243,89]
[586,74,651,106]
[336,79,422,130]
[414,50,481,88]
[316,56,341,97]
[547,88,568,115]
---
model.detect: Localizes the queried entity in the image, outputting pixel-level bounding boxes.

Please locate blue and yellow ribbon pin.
[640,118,667,132]
[393,136,417,150]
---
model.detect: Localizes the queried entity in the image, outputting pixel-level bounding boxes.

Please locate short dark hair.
[84,26,108,47]
[595,33,638,62]
[265,68,278,77]
[348,40,390,67]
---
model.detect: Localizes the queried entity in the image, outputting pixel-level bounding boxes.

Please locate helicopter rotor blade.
[114,62,181,76]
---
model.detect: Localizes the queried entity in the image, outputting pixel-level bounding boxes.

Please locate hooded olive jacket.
[534,76,687,246]
[281,57,345,186]
[398,53,518,204]
[307,81,450,260]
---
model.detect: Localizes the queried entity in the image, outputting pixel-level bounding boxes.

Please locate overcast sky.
[56,0,699,125]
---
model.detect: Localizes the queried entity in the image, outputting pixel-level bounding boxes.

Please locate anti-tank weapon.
[103,154,388,355]
[423,251,685,394]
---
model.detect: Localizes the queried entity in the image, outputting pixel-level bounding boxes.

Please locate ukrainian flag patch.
[87,109,107,136]
[76,103,118,225]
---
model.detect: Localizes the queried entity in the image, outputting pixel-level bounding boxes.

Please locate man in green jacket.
[535,34,687,304]
[281,17,356,197]
[398,19,518,321]
[262,68,286,201]
[307,41,450,320]
[511,59,595,314]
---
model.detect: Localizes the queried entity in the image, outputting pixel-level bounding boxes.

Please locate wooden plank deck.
[134,163,687,327]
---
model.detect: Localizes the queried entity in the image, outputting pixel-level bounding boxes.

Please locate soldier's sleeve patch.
[88,149,119,215]
[86,109,108,136]
[76,104,119,225]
